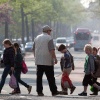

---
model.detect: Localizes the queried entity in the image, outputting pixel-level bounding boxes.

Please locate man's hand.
[72,66,75,70]
[54,58,58,64]
[49,50,58,64]
[11,67,14,71]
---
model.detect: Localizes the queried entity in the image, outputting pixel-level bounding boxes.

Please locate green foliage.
[0,0,86,38]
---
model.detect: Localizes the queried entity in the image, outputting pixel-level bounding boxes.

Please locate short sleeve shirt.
[33,33,55,66]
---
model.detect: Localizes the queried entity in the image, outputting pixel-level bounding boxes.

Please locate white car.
[56,37,67,49]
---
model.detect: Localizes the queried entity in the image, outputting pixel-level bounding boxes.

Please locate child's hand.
[54,58,58,64]
[61,57,65,60]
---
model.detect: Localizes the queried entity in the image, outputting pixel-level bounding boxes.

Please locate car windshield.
[57,39,66,43]
[75,33,89,40]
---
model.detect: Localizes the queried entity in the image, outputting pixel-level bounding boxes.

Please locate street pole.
[25,16,29,42]
[21,5,25,45]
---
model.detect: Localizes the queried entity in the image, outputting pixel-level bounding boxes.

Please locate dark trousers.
[92,78,98,93]
[14,69,29,91]
[0,66,11,92]
[36,65,57,94]
[83,74,93,86]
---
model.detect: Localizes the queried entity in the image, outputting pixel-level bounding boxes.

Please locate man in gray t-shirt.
[33,25,60,96]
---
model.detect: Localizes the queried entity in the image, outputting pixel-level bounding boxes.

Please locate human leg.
[0,66,11,93]
[44,65,59,96]
[14,69,32,94]
[63,68,76,94]
[78,74,91,96]
[36,65,44,95]
[61,81,68,95]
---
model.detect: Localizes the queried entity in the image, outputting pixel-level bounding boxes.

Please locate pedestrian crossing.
[0,58,86,96]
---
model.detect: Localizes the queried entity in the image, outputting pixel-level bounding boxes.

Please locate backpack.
[60,50,75,71]
[94,55,100,78]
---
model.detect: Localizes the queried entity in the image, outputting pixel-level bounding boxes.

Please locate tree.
[0,0,87,40]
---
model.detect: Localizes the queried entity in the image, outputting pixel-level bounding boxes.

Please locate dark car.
[25,42,34,52]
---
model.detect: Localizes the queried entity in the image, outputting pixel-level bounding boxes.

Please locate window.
[75,33,90,40]
[57,39,66,43]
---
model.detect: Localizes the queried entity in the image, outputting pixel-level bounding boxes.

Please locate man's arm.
[33,42,35,57]
[50,50,57,64]
[48,39,57,64]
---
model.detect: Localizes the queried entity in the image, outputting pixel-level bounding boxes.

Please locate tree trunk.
[21,5,25,44]
[5,21,9,39]
[31,19,35,41]
[25,16,29,42]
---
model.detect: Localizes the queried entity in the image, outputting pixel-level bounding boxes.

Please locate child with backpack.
[78,44,100,96]
[90,47,100,95]
[58,44,76,95]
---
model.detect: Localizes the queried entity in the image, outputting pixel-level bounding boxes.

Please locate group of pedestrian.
[78,45,100,96]
[0,25,100,97]
[33,25,100,96]
[0,39,32,94]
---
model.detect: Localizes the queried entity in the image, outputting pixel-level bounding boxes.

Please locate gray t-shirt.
[33,33,55,66]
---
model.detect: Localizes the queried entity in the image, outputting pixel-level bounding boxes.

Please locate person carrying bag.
[10,43,32,94]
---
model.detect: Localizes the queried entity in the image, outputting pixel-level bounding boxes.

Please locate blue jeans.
[0,66,11,92]
[14,69,29,91]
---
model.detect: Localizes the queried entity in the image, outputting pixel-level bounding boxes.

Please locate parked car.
[66,37,74,48]
[56,37,67,49]
[20,44,26,56]
[25,42,34,52]
[53,39,56,47]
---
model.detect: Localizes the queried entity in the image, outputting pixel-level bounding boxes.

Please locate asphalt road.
[0,48,100,100]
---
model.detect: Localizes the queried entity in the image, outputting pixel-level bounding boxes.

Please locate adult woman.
[0,39,15,93]
[10,43,32,94]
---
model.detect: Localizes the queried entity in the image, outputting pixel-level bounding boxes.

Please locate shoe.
[27,86,32,94]
[60,91,68,95]
[9,90,21,95]
[90,92,98,95]
[52,91,60,96]
[38,93,44,96]
[70,86,76,94]
[78,92,87,96]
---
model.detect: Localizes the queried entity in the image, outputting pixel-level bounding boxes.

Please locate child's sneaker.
[70,86,76,94]
[78,92,87,96]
